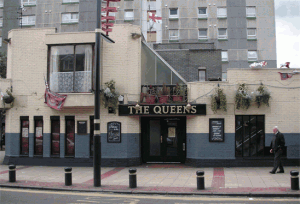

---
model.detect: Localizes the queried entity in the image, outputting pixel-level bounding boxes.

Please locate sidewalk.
[0,152,299,197]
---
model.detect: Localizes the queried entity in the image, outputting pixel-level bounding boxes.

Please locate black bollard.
[65,167,72,186]
[9,165,16,182]
[290,170,299,190]
[196,170,205,190]
[129,168,137,188]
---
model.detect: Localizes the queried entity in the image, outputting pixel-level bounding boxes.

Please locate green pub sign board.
[118,104,206,116]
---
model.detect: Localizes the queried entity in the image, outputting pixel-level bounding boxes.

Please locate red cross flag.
[249,61,267,68]
[149,12,162,23]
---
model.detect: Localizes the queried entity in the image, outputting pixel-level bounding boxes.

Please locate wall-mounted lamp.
[118,95,124,105]
[134,103,140,111]
[131,33,142,39]
[186,103,192,110]
[3,38,11,44]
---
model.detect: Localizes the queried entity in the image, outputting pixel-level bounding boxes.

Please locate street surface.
[0,188,299,204]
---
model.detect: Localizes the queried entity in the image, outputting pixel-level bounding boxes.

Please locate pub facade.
[3,26,300,167]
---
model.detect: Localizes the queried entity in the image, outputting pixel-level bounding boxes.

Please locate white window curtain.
[217,8,227,17]
[50,47,59,92]
[222,51,228,61]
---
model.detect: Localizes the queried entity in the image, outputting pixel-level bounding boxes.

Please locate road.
[0,188,299,204]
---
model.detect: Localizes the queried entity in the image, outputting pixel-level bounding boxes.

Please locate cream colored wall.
[0,79,12,109]
[188,68,300,134]
[6,25,141,134]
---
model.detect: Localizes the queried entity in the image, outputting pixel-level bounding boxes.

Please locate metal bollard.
[9,165,16,182]
[129,168,137,188]
[290,170,299,190]
[196,170,205,190]
[65,167,72,186]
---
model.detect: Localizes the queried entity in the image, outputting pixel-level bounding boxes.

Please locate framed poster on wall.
[77,121,87,134]
[209,118,224,142]
[107,122,121,143]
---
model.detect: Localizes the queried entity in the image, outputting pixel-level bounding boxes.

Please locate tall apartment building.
[0,0,277,76]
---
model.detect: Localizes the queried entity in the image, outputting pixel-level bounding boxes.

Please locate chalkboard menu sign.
[107,122,121,143]
[209,119,224,142]
[77,121,87,134]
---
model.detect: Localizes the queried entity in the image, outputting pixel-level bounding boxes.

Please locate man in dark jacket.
[270,126,285,174]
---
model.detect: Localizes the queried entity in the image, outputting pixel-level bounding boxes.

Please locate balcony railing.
[140,84,188,104]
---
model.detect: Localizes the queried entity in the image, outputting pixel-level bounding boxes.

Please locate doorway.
[141,117,186,163]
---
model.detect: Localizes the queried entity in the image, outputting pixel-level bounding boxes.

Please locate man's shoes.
[269,171,276,174]
[277,171,284,173]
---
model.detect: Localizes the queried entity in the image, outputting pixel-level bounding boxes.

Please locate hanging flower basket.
[254,85,271,108]
[100,80,119,112]
[235,83,252,110]
[145,95,156,104]
[210,87,227,113]
[3,95,14,104]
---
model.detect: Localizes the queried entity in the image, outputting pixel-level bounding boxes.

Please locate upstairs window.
[222,51,228,62]
[198,68,206,82]
[0,0,3,8]
[62,13,79,23]
[20,16,36,26]
[0,37,2,47]
[246,7,256,18]
[248,51,258,61]
[247,28,257,39]
[218,28,227,39]
[169,8,178,19]
[169,30,179,41]
[198,7,207,18]
[217,8,227,18]
[0,18,2,27]
[49,44,93,93]
[198,29,207,40]
[21,0,36,6]
[124,10,134,21]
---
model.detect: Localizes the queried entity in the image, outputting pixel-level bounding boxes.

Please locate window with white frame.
[0,18,2,27]
[169,8,178,19]
[63,0,79,3]
[218,28,227,39]
[247,28,256,39]
[21,0,36,6]
[0,37,2,47]
[198,7,207,18]
[198,69,206,82]
[198,29,207,39]
[62,13,79,23]
[221,51,228,61]
[21,16,36,26]
[217,8,227,18]
[246,7,256,17]
[147,1,156,10]
[169,30,179,41]
[124,10,134,21]
[248,51,258,61]
[0,0,3,8]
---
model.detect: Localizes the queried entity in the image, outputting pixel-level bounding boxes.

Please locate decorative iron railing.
[140,85,188,104]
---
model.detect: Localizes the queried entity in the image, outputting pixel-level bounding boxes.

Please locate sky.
[275,0,300,68]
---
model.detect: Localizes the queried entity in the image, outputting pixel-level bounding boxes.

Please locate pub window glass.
[51,120,60,156]
[65,118,75,156]
[235,116,243,157]
[20,119,29,155]
[34,119,43,155]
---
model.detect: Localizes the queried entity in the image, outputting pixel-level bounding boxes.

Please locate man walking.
[270,126,285,174]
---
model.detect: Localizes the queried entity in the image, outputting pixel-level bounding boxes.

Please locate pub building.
[3,26,300,167]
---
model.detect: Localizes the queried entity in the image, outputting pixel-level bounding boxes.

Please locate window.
[247,28,256,39]
[248,51,258,61]
[34,116,43,156]
[198,29,207,40]
[20,117,29,156]
[217,8,227,18]
[62,13,79,23]
[65,116,75,157]
[20,16,36,26]
[0,17,3,27]
[169,8,178,19]
[218,28,227,39]
[21,0,36,6]
[235,116,265,157]
[51,117,60,156]
[246,7,256,18]
[124,10,134,21]
[49,44,93,93]
[222,72,227,81]
[169,30,179,41]
[198,69,206,82]
[147,1,156,10]
[0,37,2,47]
[63,0,79,3]
[221,51,228,61]
[198,7,207,18]
[0,0,3,8]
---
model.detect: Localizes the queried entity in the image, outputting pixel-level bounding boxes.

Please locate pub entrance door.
[141,117,186,163]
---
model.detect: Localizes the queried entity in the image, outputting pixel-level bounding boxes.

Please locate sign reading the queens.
[118,104,206,116]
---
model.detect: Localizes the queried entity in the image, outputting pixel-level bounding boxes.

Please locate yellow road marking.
[0,187,299,202]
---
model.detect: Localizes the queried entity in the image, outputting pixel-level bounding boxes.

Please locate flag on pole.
[44,79,67,111]
[148,12,162,23]
[278,72,293,80]
[249,61,267,68]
